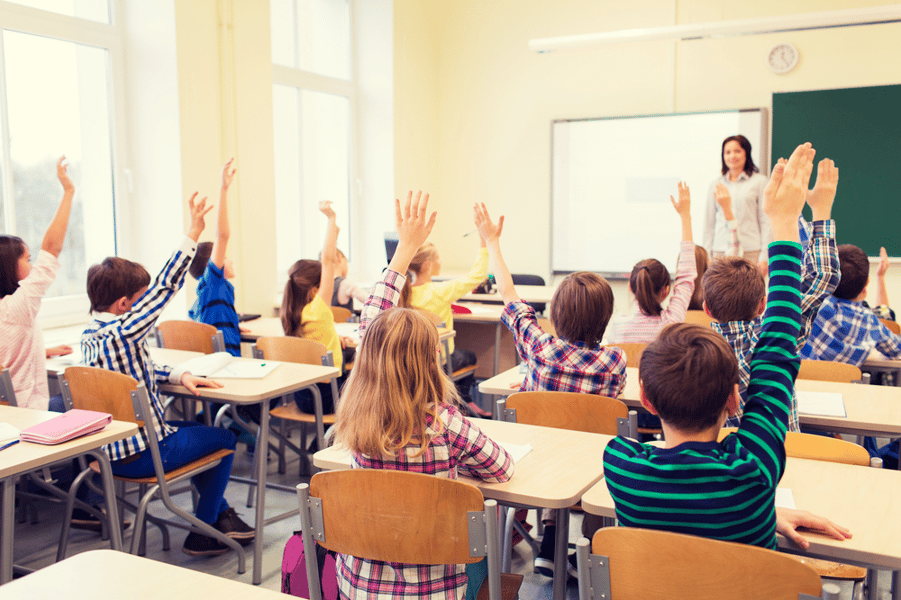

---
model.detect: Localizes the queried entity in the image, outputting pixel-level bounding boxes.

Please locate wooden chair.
[57,366,242,571]
[798,360,866,384]
[576,527,837,600]
[329,305,353,324]
[684,309,715,327]
[0,367,14,406]
[252,336,338,476]
[154,319,224,354]
[881,318,900,335]
[297,470,523,600]
[614,342,647,369]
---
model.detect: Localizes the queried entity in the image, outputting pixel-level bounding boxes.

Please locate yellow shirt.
[409,248,488,354]
[300,294,343,371]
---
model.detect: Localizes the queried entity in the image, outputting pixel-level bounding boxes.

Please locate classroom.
[2,0,901,598]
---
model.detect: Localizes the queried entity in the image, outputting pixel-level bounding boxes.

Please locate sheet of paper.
[460,304,497,315]
[0,422,20,443]
[775,487,796,509]
[796,390,846,417]
[210,360,280,379]
[335,322,361,342]
[498,441,533,464]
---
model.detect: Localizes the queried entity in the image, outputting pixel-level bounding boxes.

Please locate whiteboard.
[551,109,767,276]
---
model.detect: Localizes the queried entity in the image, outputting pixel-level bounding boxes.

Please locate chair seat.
[271,402,337,424]
[89,448,235,485]
[476,572,523,600]
[789,556,867,581]
[452,365,478,380]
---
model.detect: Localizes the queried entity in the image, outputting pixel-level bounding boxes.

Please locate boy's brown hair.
[188,241,214,279]
[702,257,765,322]
[550,272,614,345]
[640,322,739,432]
[87,257,151,313]
[834,244,869,300]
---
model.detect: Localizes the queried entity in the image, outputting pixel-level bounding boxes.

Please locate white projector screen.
[552,109,767,277]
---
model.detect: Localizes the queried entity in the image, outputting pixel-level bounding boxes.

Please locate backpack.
[281,531,339,599]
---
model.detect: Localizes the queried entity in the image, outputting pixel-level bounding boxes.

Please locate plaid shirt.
[714,220,839,431]
[81,238,196,461]
[501,301,626,397]
[801,296,901,366]
[344,269,514,600]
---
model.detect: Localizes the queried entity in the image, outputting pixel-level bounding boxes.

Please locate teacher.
[703,134,770,263]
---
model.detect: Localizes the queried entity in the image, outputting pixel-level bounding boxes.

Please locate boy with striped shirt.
[603,143,817,548]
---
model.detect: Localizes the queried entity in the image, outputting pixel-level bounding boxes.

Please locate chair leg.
[278,416,287,475]
[56,468,93,561]
[867,570,879,600]
[502,507,515,573]
[246,439,261,508]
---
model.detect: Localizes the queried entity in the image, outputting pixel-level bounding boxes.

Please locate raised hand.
[671,181,691,216]
[806,158,838,221]
[764,143,815,240]
[187,192,213,242]
[319,200,337,220]
[221,157,236,190]
[57,156,74,194]
[714,183,734,221]
[878,246,890,278]
[388,191,437,276]
[473,203,504,244]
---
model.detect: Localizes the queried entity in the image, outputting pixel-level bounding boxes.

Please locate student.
[333,191,513,600]
[82,192,254,557]
[0,157,73,411]
[608,182,696,343]
[330,249,368,312]
[281,202,353,413]
[189,158,241,357]
[604,143,852,549]
[473,202,624,577]
[703,156,840,431]
[801,243,901,365]
[687,245,709,311]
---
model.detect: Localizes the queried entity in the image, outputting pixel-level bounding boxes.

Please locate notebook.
[19,409,112,445]
[179,352,280,379]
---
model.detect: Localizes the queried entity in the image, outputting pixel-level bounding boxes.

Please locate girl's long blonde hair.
[334,307,460,457]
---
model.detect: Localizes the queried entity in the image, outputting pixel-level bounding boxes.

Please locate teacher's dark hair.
[720,135,758,176]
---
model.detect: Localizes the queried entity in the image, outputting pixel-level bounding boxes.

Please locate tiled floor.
[9,435,895,599]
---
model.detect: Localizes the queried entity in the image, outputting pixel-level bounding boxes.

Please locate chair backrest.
[615,342,648,368]
[798,360,862,383]
[329,306,353,324]
[881,318,901,335]
[684,309,715,327]
[298,470,502,600]
[62,366,142,426]
[578,527,825,600]
[511,274,547,313]
[155,320,222,354]
[718,428,871,467]
[505,391,629,436]
[0,367,16,406]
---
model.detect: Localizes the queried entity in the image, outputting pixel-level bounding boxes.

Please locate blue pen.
[0,439,19,451]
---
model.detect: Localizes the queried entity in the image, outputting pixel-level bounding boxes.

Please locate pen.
[0,439,19,451]
[462,230,477,237]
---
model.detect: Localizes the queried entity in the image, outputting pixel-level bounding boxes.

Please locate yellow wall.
[394,0,901,308]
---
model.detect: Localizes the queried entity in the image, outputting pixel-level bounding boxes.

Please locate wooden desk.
[154,347,338,585]
[0,406,138,584]
[862,357,901,387]
[0,549,286,599]
[460,285,557,305]
[313,418,613,600]
[453,303,515,378]
[480,365,901,439]
[240,316,454,344]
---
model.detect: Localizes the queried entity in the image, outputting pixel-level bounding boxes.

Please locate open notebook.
[178,352,280,379]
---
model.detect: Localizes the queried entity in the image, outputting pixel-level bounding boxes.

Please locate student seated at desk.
[703,155,840,432]
[329,248,368,312]
[82,192,254,557]
[604,143,847,549]
[473,202,625,577]
[333,191,512,600]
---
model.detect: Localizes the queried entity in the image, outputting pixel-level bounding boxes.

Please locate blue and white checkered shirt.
[801,296,901,366]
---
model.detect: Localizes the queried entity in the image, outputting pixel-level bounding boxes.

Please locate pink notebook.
[20,409,113,445]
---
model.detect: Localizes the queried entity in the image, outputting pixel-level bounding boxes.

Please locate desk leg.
[0,477,13,584]
[892,570,900,600]
[252,403,270,585]
[85,450,123,551]
[493,322,502,376]
[552,507,569,600]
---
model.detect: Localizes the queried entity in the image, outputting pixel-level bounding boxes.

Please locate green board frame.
[772,84,901,257]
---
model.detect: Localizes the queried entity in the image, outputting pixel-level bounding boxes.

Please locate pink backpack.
[281,531,339,599]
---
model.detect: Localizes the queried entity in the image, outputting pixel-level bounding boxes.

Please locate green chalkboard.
[772,85,901,257]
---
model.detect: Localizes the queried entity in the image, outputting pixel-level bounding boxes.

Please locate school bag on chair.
[282,531,339,599]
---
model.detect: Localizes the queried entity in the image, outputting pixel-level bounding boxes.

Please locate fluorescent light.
[529,4,901,52]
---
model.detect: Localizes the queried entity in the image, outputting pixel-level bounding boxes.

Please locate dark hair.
[834,244,869,300]
[189,242,213,279]
[720,135,758,176]
[0,235,26,298]
[550,272,614,345]
[281,259,322,336]
[86,257,151,313]
[688,245,709,311]
[640,323,739,432]
[702,257,765,323]
[629,259,670,317]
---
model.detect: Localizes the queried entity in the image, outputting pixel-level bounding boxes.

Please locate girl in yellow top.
[281,201,353,413]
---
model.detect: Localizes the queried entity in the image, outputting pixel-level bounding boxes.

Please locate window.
[0,3,123,323]
[271,0,353,278]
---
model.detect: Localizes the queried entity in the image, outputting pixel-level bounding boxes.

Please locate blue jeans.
[110,421,236,523]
